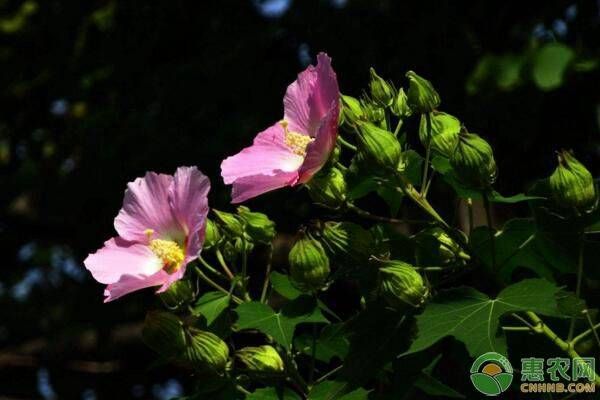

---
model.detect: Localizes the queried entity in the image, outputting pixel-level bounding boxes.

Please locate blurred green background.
[0,0,598,398]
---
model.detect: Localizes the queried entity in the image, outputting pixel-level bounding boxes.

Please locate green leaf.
[532,43,575,91]
[295,323,349,363]
[247,387,301,400]
[471,218,573,282]
[309,381,370,400]
[270,271,303,300]
[192,291,231,325]
[404,279,563,357]
[235,296,328,349]
[414,355,465,399]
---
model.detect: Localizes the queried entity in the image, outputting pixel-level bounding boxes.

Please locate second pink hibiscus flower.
[221,52,340,203]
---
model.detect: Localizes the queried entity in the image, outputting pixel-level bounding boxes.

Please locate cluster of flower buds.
[377,260,429,309]
[288,235,331,292]
[548,150,598,214]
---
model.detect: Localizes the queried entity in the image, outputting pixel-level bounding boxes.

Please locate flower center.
[149,238,184,274]
[280,120,313,156]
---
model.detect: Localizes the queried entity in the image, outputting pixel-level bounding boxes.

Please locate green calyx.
[289,236,330,292]
[379,260,428,308]
[341,94,365,126]
[237,206,276,244]
[549,150,598,213]
[390,87,412,118]
[406,70,441,114]
[356,122,401,169]
[306,166,347,208]
[450,132,497,189]
[369,67,395,107]
[203,219,222,249]
[419,111,461,157]
[213,209,244,237]
[415,227,469,266]
[235,345,284,374]
[159,279,194,309]
[320,221,373,263]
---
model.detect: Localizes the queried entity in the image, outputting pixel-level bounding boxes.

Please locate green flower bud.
[235,345,284,374]
[184,328,230,373]
[320,221,373,263]
[379,261,428,308]
[360,98,385,124]
[356,122,401,169]
[341,94,365,126]
[289,236,330,291]
[406,71,441,113]
[419,111,460,157]
[549,150,598,213]
[234,236,254,255]
[142,311,186,358]
[213,209,244,237]
[369,68,395,107]
[237,206,276,244]
[390,87,412,118]
[306,167,347,208]
[159,279,194,309]
[450,132,497,189]
[204,219,221,250]
[415,227,469,266]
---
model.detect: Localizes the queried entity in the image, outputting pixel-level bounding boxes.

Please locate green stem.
[335,161,347,172]
[420,112,432,195]
[198,256,227,280]
[338,136,357,152]
[393,119,403,137]
[260,244,274,303]
[526,312,600,386]
[482,191,496,270]
[215,249,235,279]
[568,232,585,341]
[571,319,600,346]
[467,198,474,236]
[235,385,251,395]
[346,202,428,225]
[193,266,242,304]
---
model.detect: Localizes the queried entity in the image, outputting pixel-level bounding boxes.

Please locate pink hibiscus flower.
[84,166,210,302]
[221,52,340,203]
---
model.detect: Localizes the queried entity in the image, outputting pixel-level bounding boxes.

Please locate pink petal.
[169,166,210,260]
[283,53,339,136]
[221,123,304,185]
[103,269,171,302]
[230,171,299,203]
[298,104,339,182]
[114,172,179,243]
[84,237,163,284]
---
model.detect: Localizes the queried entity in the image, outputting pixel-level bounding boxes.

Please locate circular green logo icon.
[470,352,513,396]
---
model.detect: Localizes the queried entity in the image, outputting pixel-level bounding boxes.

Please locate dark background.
[0,0,598,398]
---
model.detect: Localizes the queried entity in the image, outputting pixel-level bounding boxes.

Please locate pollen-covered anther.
[149,239,184,274]
[280,120,314,156]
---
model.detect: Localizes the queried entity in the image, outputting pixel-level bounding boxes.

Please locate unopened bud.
[356,122,401,169]
[306,167,347,208]
[360,98,385,124]
[184,328,230,373]
[237,206,276,244]
[415,227,469,266]
[450,132,497,189]
[159,280,194,309]
[204,219,221,250]
[289,236,330,291]
[419,111,460,157]
[390,87,412,118]
[549,150,598,213]
[235,345,284,374]
[379,261,428,308]
[341,95,365,126]
[369,68,395,107]
[320,221,373,264]
[213,209,244,237]
[406,71,441,114]
[142,311,186,358]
